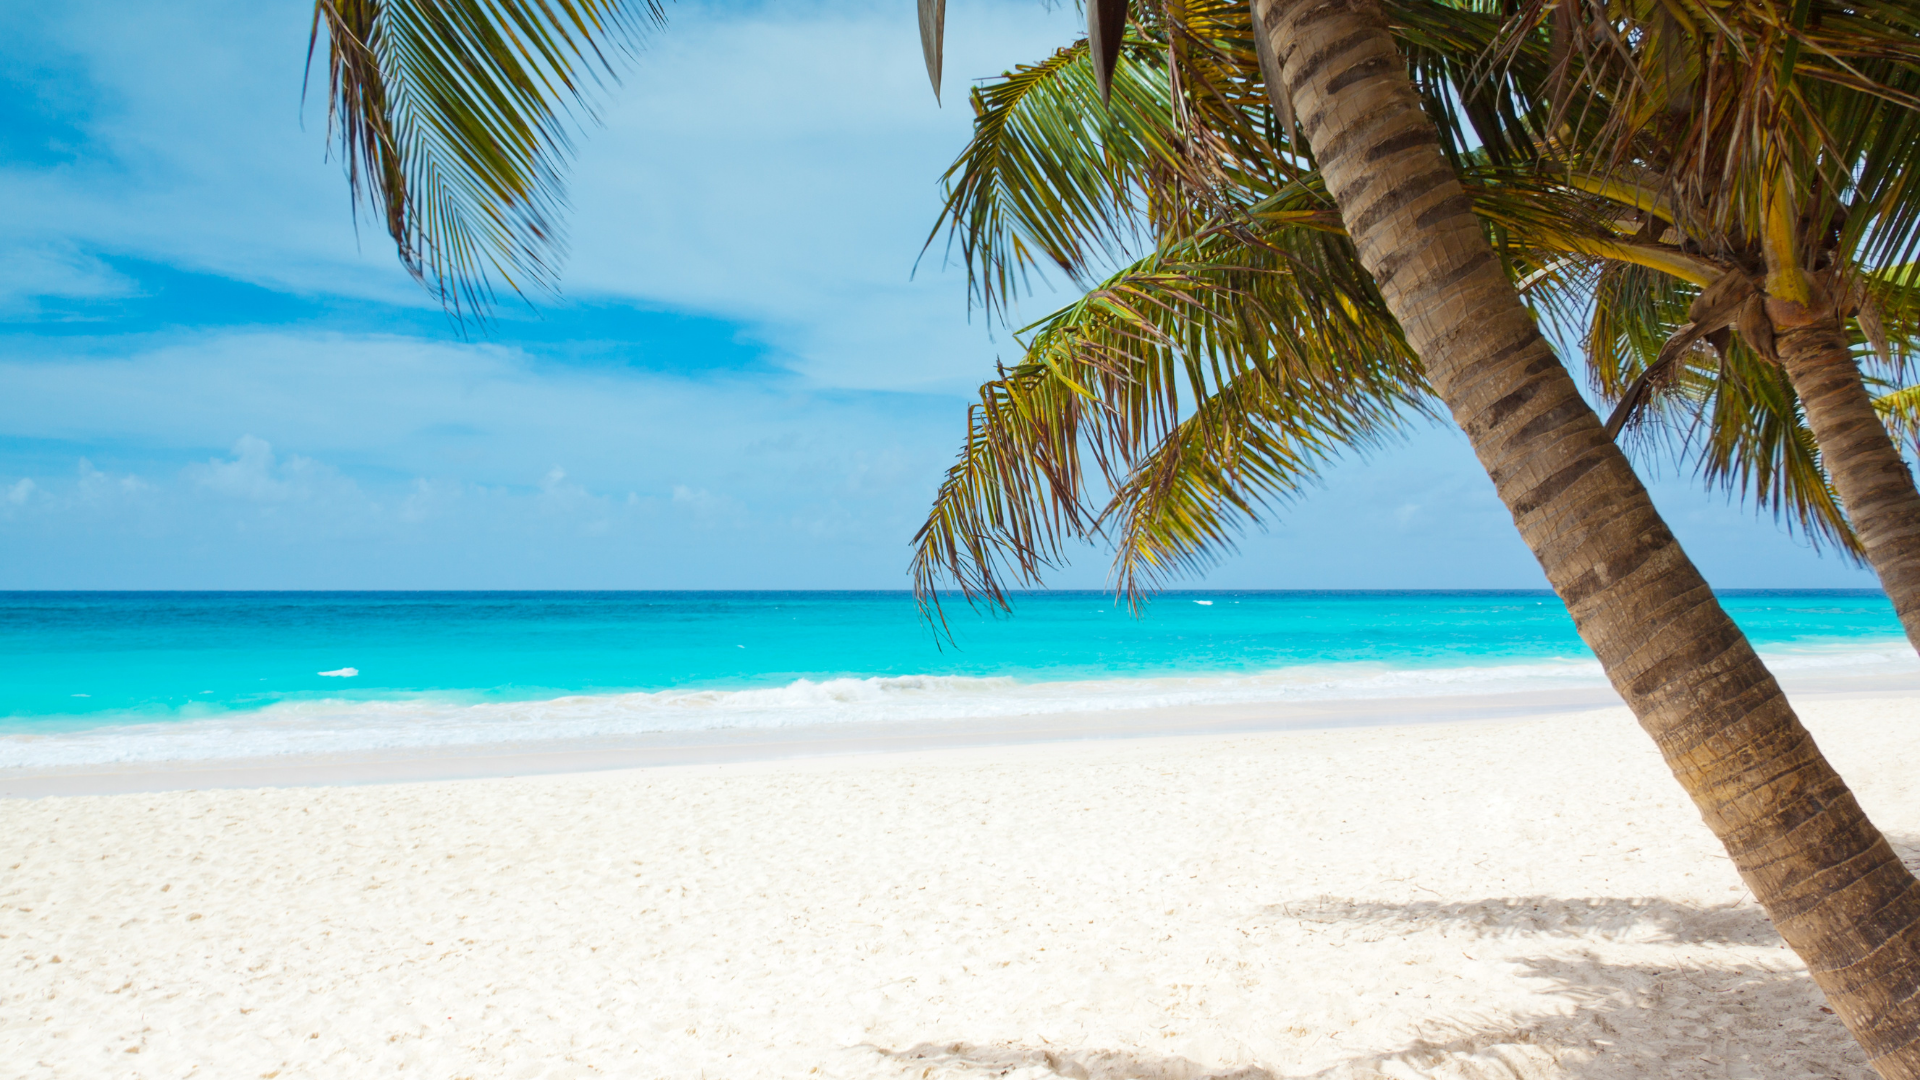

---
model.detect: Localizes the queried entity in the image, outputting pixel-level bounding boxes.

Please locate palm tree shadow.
[1888,829,1920,873]
[866,959,1874,1079]
[853,842,1920,1080]
[862,956,1872,1079]
[1258,894,1778,947]
[873,1042,1278,1080]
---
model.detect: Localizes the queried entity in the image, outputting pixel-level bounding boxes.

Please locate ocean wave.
[1,642,1911,769]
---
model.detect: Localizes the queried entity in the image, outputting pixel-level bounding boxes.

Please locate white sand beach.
[5,690,1916,1080]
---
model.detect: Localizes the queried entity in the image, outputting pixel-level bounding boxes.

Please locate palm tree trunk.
[1250,0,1920,1072]
[1772,306,1920,655]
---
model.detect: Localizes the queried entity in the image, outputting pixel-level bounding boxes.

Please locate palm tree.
[912,8,1906,594]
[921,0,1920,589]
[916,0,1920,1072]
[307,0,664,321]
[1525,0,1920,654]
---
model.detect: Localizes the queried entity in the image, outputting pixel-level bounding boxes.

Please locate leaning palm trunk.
[1770,287,1920,655]
[1251,0,1920,1071]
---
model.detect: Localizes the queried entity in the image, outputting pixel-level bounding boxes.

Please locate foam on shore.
[2,639,1910,769]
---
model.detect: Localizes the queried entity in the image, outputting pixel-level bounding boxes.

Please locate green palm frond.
[1862,263,1920,381]
[925,0,1299,322]
[1694,346,1863,559]
[917,0,1920,615]
[1875,384,1920,456]
[1572,260,1865,557]
[926,0,1551,325]
[1581,261,1696,425]
[309,0,663,321]
[911,200,1431,615]
[923,35,1180,321]
[1097,358,1409,601]
[1388,0,1554,168]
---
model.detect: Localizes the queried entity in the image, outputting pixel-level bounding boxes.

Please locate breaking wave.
[2,637,1909,769]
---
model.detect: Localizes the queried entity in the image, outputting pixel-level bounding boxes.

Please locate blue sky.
[0,0,1879,590]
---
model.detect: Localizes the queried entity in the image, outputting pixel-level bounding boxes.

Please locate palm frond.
[912,203,1431,616]
[925,0,1547,324]
[1694,344,1864,559]
[1097,358,1410,602]
[922,35,1178,321]
[309,0,662,321]
[1875,383,1920,457]
[1571,260,1864,557]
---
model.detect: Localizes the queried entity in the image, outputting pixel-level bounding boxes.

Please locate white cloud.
[0,242,138,314]
[0,0,419,306]
[191,435,285,500]
[6,478,35,505]
[0,329,959,500]
[399,477,463,524]
[0,327,968,586]
[186,433,365,508]
[670,483,746,526]
[75,457,147,498]
[560,0,1084,390]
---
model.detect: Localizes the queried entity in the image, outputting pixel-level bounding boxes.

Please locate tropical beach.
[6,682,1914,1079]
[12,0,1920,1073]
[4,593,1918,1078]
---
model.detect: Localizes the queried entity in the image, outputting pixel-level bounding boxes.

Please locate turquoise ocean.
[0,590,1910,768]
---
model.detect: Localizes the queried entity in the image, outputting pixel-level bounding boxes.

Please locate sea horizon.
[2,588,1908,770]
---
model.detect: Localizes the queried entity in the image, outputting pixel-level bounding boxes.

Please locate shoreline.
[6,668,1914,798]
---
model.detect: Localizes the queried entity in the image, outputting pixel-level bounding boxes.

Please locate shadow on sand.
[854,849,1920,1080]
[1256,894,1779,947]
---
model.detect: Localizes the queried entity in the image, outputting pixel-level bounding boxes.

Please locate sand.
[4,690,1917,1080]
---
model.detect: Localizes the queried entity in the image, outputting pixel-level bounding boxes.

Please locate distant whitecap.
[318,667,359,678]
[1193,600,1214,606]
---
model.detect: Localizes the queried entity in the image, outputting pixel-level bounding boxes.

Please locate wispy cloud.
[0,0,1077,387]
[0,327,973,587]
[0,242,138,315]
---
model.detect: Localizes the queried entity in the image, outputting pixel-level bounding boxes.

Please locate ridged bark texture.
[1775,318,1920,655]
[1250,0,1920,1072]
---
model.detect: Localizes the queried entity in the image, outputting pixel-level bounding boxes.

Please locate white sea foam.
[2,641,1911,769]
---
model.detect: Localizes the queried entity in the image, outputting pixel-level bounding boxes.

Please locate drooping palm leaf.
[1572,258,1864,556]
[309,0,663,320]
[1875,383,1920,455]
[1695,345,1861,558]
[912,187,1432,614]
[915,0,1920,613]
[926,0,1552,324]
[1500,0,1920,281]
[922,35,1182,321]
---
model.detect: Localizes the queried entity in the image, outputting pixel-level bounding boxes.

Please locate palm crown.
[909,0,1920,618]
